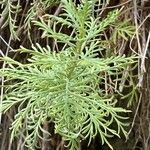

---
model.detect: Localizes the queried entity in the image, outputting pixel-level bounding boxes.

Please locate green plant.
[0,0,21,39]
[24,0,60,41]
[111,19,135,44]
[0,0,136,149]
[0,0,60,40]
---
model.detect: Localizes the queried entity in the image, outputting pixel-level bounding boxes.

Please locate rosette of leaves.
[0,0,136,149]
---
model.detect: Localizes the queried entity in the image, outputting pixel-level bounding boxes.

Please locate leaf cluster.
[0,0,21,39]
[0,0,60,40]
[0,0,137,149]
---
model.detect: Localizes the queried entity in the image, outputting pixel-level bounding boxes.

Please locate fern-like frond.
[111,19,135,43]
[1,43,136,149]
[0,0,21,39]
[0,1,137,149]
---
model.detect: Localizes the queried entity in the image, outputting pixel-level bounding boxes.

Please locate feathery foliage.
[0,0,60,40]
[24,0,60,41]
[0,0,21,39]
[0,0,136,149]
